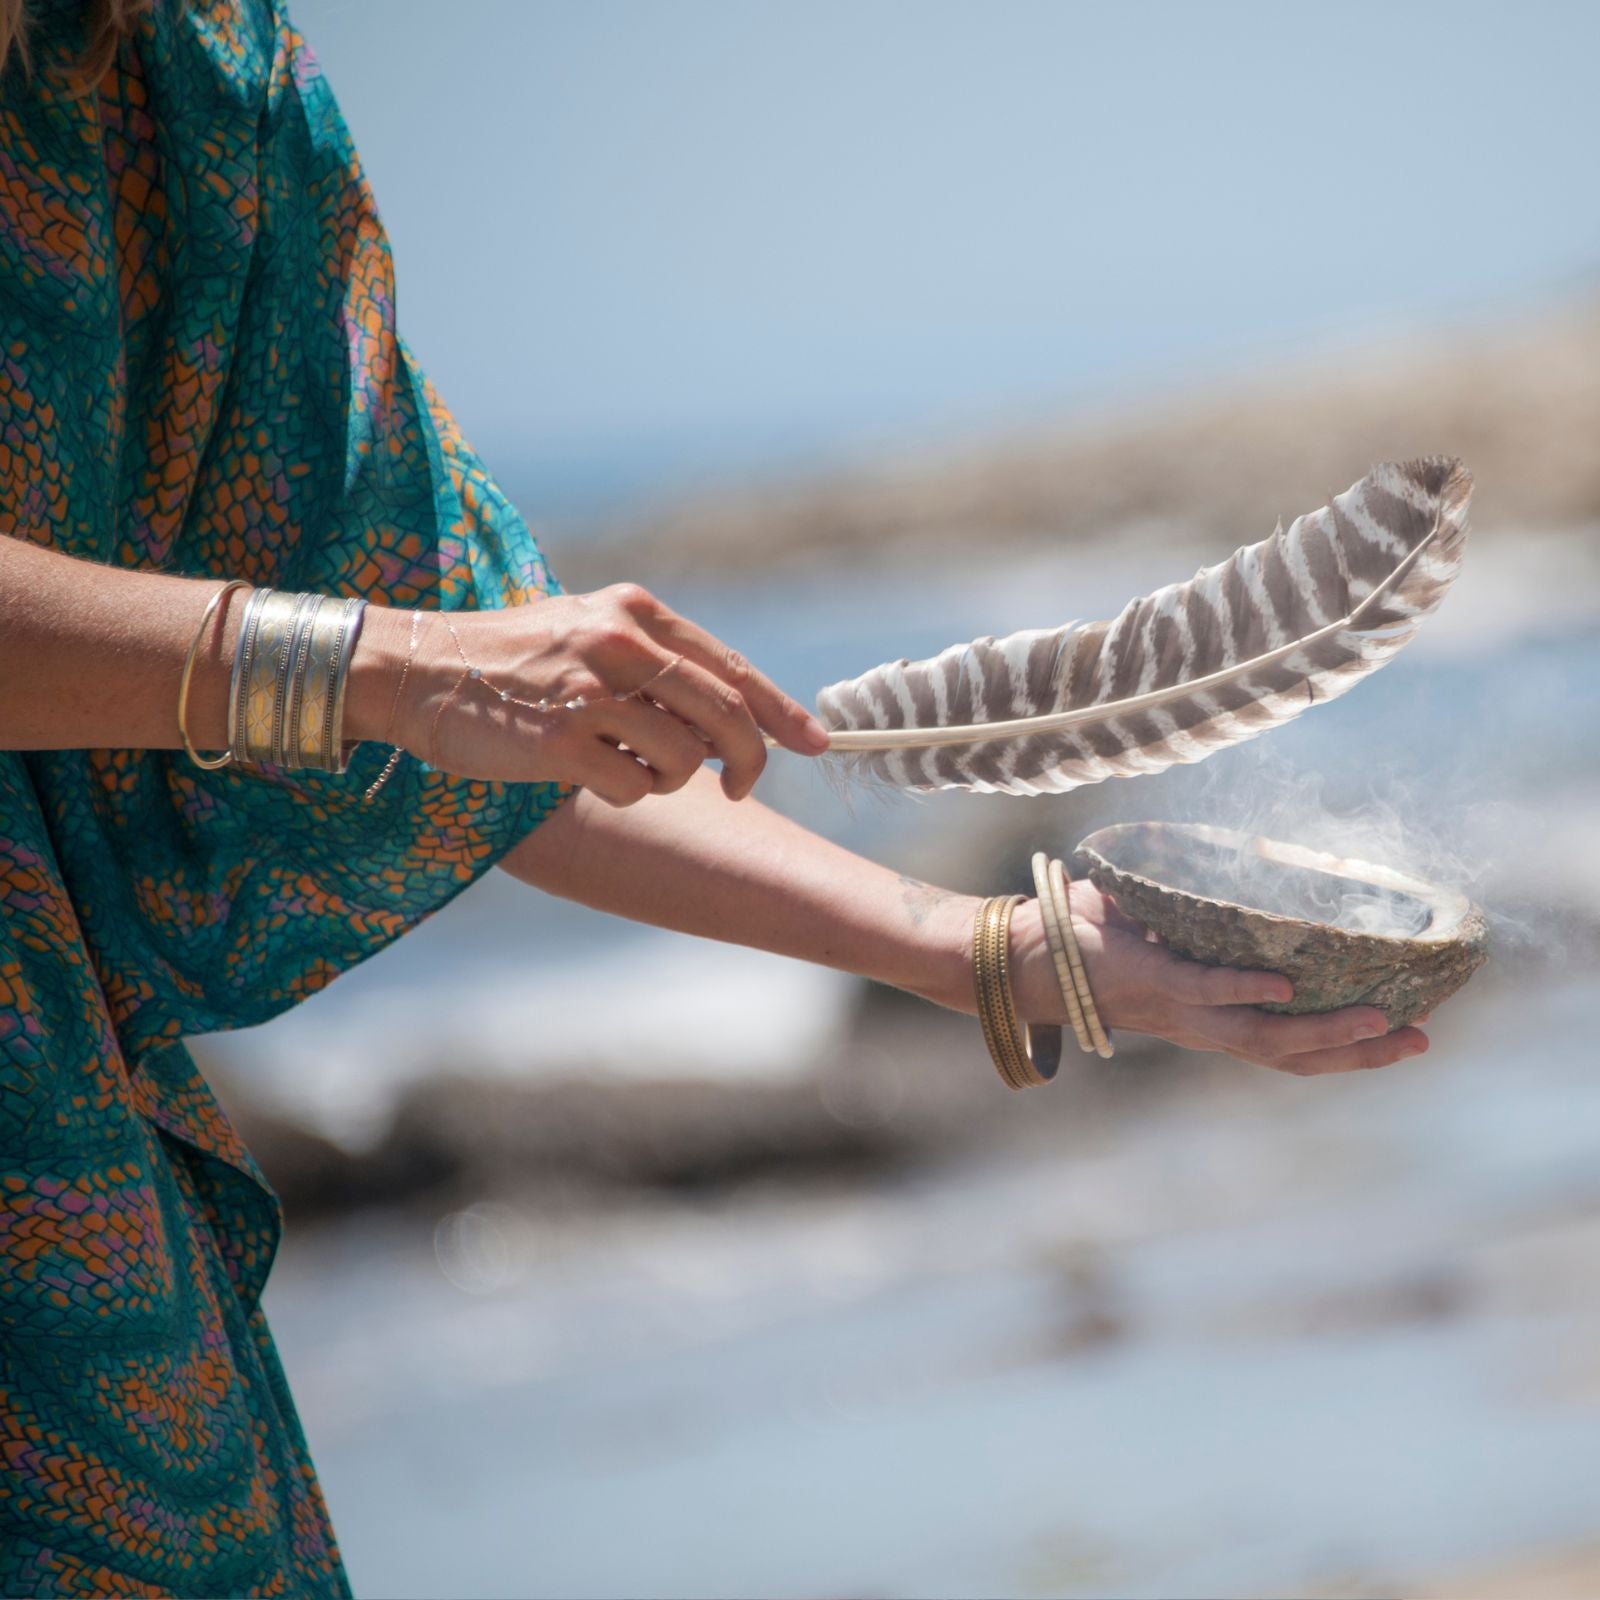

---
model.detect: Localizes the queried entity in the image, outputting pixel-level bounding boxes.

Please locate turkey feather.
[814,457,1471,795]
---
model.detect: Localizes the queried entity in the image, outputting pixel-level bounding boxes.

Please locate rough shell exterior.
[1075,824,1489,1029]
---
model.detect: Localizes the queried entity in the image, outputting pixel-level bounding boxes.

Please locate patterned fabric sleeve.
[0,9,577,1588]
[14,0,575,1068]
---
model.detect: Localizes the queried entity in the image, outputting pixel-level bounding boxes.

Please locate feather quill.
[815,457,1471,794]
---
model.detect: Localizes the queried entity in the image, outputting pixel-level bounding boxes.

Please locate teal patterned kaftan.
[0,1,570,1591]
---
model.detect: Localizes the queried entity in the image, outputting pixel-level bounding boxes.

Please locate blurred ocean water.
[266,967,1600,1598]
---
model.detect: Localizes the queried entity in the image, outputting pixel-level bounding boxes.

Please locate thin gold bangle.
[973,894,1061,1089]
[178,579,251,770]
[997,894,1062,1085]
[973,897,1026,1090]
[1048,857,1114,1058]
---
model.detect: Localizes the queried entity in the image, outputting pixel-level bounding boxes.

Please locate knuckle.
[671,738,708,776]
[720,645,752,687]
[604,581,654,615]
[615,767,651,805]
[587,621,636,657]
[650,748,694,785]
[710,682,746,722]
[729,739,767,779]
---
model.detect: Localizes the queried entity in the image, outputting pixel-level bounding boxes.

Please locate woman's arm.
[0,533,255,751]
[0,537,819,798]
[0,532,428,752]
[500,769,1430,1077]
[1,532,1429,1074]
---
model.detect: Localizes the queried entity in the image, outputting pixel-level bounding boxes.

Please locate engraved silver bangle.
[229,587,367,773]
[274,591,321,767]
[240,590,304,766]
[227,585,269,760]
[322,596,367,773]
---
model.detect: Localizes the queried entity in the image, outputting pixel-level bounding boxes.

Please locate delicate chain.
[435,613,596,715]
[422,613,605,776]
[362,608,423,802]
[427,665,475,769]
[370,611,681,784]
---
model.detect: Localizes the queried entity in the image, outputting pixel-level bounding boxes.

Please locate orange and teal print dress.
[0,1,570,1592]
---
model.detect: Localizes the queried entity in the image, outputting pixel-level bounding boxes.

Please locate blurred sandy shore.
[562,298,1600,585]
[1411,1542,1600,1598]
[1313,1539,1600,1598]
[262,967,1600,1599]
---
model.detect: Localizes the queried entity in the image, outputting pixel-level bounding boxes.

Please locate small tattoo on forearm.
[897,873,954,927]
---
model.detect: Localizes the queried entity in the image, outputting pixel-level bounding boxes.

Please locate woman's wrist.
[343,603,417,746]
[818,883,1057,1024]
[1003,898,1060,1025]
[879,883,984,1015]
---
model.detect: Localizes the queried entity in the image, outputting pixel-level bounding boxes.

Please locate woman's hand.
[355,583,830,804]
[1008,879,1430,1076]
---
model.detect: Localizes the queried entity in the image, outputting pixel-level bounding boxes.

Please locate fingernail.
[1357,1018,1388,1040]
[803,715,831,750]
[1400,1038,1430,1060]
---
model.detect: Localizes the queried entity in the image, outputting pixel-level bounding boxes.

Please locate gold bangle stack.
[972,893,1062,1091]
[177,582,367,774]
[1031,851,1114,1059]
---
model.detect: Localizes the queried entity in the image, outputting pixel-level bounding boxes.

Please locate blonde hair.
[2,0,155,88]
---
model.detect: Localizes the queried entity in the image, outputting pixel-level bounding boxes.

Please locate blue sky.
[297,0,1600,517]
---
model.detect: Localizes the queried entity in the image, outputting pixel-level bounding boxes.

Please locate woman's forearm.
[496,773,1426,1078]
[0,537,806,800]
[0,532,408,750]
[499,767,983,1014]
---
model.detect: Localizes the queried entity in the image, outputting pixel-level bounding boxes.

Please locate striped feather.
[815,457,1471,794]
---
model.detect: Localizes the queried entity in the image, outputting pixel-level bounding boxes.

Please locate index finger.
[645,608,830,755]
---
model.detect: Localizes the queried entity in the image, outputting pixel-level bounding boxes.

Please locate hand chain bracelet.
[372,611,682,789]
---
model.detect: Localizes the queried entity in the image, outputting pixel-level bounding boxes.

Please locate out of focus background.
[201,2,1600,1595]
